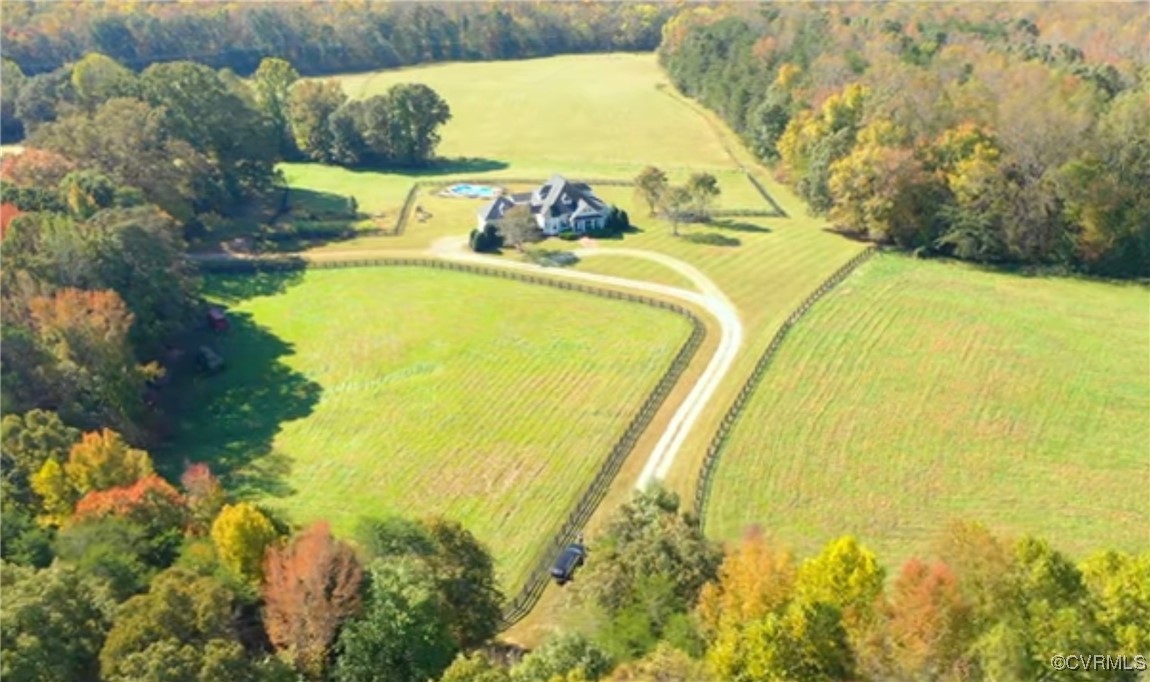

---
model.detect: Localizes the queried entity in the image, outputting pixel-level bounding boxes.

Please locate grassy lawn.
[705,254,1150,561]
[280,53,778,230]
[169,267,692,591]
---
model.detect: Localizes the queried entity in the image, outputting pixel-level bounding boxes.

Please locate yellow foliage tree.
[796,536,885,644]
[697,528,797,639]
[211,502,280,582]
[64,428,154,495]
[30,458,78,525]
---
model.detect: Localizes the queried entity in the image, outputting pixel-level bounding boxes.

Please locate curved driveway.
[194,239,743,490]
[430,237,744,489]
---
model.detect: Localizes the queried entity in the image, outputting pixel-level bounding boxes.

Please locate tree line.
[1,2,673,126]
[5,443,1146,682]
[658,3,1150,277]
[0,52,453,461]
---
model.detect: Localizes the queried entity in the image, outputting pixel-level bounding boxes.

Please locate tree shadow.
[710,218,773,234]
[682,232,741,247]
[821,227,873,244]
[200,262,307,304]
[286,188,357,219]
[356,156,509,177]
[158,308,322,501]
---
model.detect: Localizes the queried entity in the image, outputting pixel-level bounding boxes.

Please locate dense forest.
[660,3,1150,277]
[1,3,1148,681]
[0,0,673,139]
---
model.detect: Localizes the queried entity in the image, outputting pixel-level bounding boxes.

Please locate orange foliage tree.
[73,473,186,532]
[262,521,364,680]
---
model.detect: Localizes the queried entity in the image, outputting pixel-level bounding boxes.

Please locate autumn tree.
[31,428,154,525]
[0,408,79,505]
[1,562,114,682]
[181,462,226,535]
[440,652,511,682]
[74,474,186,533]
[696,529,853,681]
[796,535,885,646]
[211,502,280,583]
[605,643,710,682]
[63,429,154,495]
[262,522,365,680]
[634,166,669,216]
[1080,550,1150,656]
[332,559,458,682]
[868,558,973,681]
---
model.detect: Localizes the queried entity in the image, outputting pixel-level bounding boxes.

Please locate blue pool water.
[446,183,498,198]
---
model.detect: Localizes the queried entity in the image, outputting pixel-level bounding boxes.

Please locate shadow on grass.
[711,218,773,234]
[682,232,741,247]
[287,188,357,219]
[343,156,509,178]
[202,266,307,304]
[160,310,322,501]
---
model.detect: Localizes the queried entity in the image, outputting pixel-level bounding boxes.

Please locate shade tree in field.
[262,521,364,680]
[685,172,721,222]
[657,185,694,237]
[634,166,669,216]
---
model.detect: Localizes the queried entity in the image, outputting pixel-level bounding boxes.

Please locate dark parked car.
[550,542,587,585]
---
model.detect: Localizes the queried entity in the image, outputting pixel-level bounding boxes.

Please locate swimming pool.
[442,183,500,199]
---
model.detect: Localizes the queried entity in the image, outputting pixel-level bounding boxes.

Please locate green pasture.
[170,267,692,591]
[705,254,1150,561]
[279,53,776,228]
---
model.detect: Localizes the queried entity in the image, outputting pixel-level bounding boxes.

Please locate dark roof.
[477,196,515,221]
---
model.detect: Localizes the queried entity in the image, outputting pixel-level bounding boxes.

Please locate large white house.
[476,174,610,235]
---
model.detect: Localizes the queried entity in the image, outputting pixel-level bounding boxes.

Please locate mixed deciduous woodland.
[659,3,1150,276]
[0,2,1147,681]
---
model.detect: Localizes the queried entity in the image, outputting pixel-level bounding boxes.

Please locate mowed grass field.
[280,53,771,223]
[706,254,1150,561]
[173,267,692,590]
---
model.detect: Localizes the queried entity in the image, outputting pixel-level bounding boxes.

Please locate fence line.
[691,247,878,527]
[197,254,706,630]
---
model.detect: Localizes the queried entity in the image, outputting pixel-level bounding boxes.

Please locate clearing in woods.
[704,254,1150,561]
[170,267,692,591]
